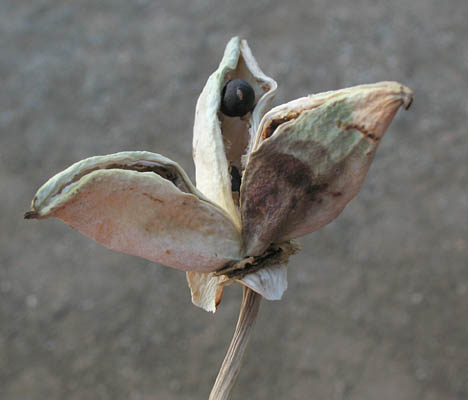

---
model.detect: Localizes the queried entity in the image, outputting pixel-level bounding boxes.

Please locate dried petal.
[26,152,242,272]
[186,262,288,312]
[241,82,413,255]
[186,272,228,312]
[238,265,288,301]
[192,37,277,227]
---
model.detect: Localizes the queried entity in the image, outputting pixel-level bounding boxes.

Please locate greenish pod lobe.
[240,81,413,256]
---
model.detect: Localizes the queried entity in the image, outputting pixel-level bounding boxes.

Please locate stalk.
[208,287,262,400]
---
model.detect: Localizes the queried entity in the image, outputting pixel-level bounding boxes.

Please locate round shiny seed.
[221,79,255,117]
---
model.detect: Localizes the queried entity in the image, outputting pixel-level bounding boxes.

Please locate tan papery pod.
[26,151,242,273]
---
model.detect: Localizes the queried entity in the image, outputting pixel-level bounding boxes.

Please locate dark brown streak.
[214,245,283,279]
[142,193,164,203]
[337,121,379,142]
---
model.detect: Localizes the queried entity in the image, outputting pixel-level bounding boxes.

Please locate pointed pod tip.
[24,210,39,220]
[403,92,413,110]
[399,84,413,110]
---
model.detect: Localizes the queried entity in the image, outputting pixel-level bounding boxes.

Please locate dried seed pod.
[27,151,242,272]
[240,82,413,256]
[192,37,277,228]
[190,37,278,310]
[26,36,413,313]
[221,79,256,117]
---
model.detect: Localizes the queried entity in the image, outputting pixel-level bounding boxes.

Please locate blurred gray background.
[1,0,467,399]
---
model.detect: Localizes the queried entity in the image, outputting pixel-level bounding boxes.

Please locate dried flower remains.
[25,37,413,313]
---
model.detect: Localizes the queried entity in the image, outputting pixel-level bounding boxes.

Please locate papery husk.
[239,265,288,301]
[188,241,297,311]
[241,81,413,256]
[189,37,277,310]
[26,151,242,272]
[186,272,228,313]
[233,241,299,301]
[192,36,277,228]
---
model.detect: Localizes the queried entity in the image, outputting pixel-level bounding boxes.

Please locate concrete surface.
[1,0,467,399]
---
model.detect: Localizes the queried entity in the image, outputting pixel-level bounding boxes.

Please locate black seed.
[229,165,242,192]
[221,79,255,117]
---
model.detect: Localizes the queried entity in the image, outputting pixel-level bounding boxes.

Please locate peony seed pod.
[26,37,412,312]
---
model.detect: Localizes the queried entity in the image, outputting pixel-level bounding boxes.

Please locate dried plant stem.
[208,286,262,400]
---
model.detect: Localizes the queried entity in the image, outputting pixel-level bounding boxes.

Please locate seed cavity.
[50,162,193,204]
[229,165,242,193]
[262,111,300,140]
